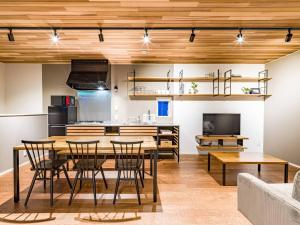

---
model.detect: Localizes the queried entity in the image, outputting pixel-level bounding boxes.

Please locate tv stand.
[195,135,248,152]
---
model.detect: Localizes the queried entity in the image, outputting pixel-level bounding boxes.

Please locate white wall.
[111,64,173,124]
[112,64,265,154]
[42,64,76,113]
[173,101,264,154]
[0,114,48,173]
[265,52,300,165]
[5,64,43,114]
[0,63,5,113]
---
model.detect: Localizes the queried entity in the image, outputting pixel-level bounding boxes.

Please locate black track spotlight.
[143,28,150,44]
[98,28,104,42]
[7,28,15,42]
[189,29,195,42]
[51,29,60,44]
[285,29,293,42]
[236,29,244,44]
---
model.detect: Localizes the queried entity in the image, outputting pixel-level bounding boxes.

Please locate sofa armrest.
[238,173,300,225]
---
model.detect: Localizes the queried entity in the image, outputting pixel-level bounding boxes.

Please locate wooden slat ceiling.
[1,0,300,64]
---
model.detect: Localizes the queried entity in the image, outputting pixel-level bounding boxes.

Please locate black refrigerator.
[48,96,77,136]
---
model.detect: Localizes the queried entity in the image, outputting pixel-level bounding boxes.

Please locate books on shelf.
[160,129,173,134]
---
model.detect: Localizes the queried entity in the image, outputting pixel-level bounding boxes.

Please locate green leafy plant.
[191,82,198,94]
[241,87,251,94]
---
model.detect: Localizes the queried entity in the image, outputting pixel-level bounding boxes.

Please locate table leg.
[222,164,226,186]
[13,150,20,203]
[149,151,152,176]
[208,153,211,172]
[284,163,289,183]
[153,149,158,202]
[258,164,261,173]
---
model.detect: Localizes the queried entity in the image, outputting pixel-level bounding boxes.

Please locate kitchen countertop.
[0,113,47,117]
[66,122,179,127]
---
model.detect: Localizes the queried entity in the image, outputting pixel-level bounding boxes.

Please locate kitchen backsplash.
[77,90,111,122]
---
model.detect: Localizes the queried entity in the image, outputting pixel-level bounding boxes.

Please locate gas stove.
[77,120,104,125]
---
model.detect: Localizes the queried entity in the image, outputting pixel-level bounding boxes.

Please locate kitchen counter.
[64,122,180,162]
[66,122,179,127]
[0,113,47,117]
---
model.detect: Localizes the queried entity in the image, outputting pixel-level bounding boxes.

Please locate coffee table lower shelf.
[207,152,289,186]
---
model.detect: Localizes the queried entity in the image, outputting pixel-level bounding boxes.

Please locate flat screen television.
[203,113,241,136]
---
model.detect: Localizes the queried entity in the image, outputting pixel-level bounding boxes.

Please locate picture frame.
[250,88,261,94]
[156,98,172,117]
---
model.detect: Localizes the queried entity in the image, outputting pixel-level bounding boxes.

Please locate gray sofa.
[237,173,300,225]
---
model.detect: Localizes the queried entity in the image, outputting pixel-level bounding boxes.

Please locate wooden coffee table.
[208,152,289,186]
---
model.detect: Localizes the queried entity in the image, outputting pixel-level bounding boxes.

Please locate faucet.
[148,110,151,121]
[137,115,141,123]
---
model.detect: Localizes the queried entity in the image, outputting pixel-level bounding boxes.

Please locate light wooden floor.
[0,155,297,225]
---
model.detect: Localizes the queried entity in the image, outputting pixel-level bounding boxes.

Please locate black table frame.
[207,153,289,186]
[13,149,158,203]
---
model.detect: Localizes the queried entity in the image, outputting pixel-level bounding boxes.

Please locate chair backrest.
[22,140,55,170]
[66,140,100,170]
[111,140,143,170]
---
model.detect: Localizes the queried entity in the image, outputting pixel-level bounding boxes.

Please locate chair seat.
[73,159,106,170]
[34,159,67,170]
[116,159,142,170]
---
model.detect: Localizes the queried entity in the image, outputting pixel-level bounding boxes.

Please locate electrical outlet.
[23,151,27,157]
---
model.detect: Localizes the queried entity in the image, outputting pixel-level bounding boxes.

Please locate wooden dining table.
[13,135,159,203]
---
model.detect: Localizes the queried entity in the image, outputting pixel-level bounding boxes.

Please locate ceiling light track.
[1,26,299,31]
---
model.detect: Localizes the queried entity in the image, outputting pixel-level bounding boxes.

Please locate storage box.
[160,139,173,147]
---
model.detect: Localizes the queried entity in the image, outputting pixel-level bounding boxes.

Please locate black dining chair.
[67,140,107,206]
[22,140,72,206]
[111,140,144,205]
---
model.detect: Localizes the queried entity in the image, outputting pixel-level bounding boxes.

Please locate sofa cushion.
[292,171,300,202]
[269,183,294,197]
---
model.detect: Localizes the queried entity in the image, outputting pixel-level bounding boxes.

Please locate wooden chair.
[22,140,72,206]
[67,140,107,206]
[111,140,144,205]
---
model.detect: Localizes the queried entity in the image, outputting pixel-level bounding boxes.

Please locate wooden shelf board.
[158,145,178,149]
[158,133,178,136]
[105,133,120,136]
[223,77,272,82]
[197,145,246,151]
[128,76,272,83]
[129,93,271,100]
[128,76,212,82]
[196,135,248,141]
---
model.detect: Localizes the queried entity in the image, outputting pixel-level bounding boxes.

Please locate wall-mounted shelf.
[129,93,271,100]
[128,69,271,101]
[128,76,272,83]
[128,76,213,82]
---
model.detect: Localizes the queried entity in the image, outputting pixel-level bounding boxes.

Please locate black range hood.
[66,59,111,90]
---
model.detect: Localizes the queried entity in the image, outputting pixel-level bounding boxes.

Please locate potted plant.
[241,87,251,94]
[191,82,199,94]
